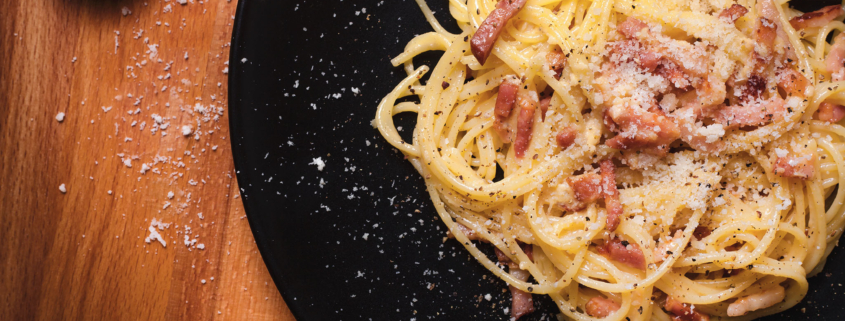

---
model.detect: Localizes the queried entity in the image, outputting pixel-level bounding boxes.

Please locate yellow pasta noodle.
[375,0,845,320]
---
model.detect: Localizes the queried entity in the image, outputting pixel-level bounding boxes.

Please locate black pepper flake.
[620,240,630,247]
[463,35,469,42]
[434,111,442,115]
[442,81,450,89]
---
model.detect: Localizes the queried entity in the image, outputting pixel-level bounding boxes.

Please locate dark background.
[228,0,845,319]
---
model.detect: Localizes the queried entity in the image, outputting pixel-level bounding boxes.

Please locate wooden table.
[0,1,294,319]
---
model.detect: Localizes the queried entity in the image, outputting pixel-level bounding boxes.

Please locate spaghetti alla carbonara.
[374,0,845,320]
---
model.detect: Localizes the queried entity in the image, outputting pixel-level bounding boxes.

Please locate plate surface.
[228,0,845,319]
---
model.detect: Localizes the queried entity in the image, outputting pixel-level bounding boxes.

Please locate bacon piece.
[610,40,662,72]
[470,0,528,65]
[825,33,845,81]
[693,226,712,240]
[777,67,809,97]
[601,159,623,232]
[539,96,551,122]
[561,173,602,212]
[742,17,777,97]
[547,48,566,80]
[561,160,622,217]
[758,0,798,61]
[756,18,777,49]
[509,281,535,320]
[714,97,785,129]
[818,102,845,123]
[674,106,725,154]
[639,50,663,71]
[752,18,777,73]
[657,61,691,90]
[607,36,699,92]
[586,296,621,318]
[725,243,742,252]
[693,76,728,108]
[789,5,844,30]
[718,4,748,24]
[495,244,535,321]
[495,243,534,265]
[494,77,520,143]
[521,242,534,262]
[538,87,554,122]
[605,105,680,153]
[774,155,814,179]
[617,18,709,77]
[555,127,577,149]
[618,17,649,38]
[597,237,645,270]
[665,297,711,321]
[740,75,767,103]
[514,90,538,158]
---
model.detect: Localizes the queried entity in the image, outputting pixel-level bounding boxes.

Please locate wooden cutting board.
[0,0,294,320]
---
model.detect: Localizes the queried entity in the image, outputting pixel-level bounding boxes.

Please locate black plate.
[228,0,845,320]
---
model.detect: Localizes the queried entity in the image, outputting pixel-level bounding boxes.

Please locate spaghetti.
[374,0,845,320]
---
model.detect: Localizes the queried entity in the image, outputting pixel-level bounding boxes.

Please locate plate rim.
[227,0,306,319]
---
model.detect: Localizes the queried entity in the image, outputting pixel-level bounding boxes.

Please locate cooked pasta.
[374,0,845,320]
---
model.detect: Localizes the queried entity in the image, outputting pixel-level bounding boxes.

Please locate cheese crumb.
[698,124,725,144]
[181,125,193,136]
[59,184,67,193]
[167,191,175,199]
[56,112,65,122]
[144,218,167,247]
[309,157,326,171]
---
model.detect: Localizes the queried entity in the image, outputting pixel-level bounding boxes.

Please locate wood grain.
[0,0,294,320]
